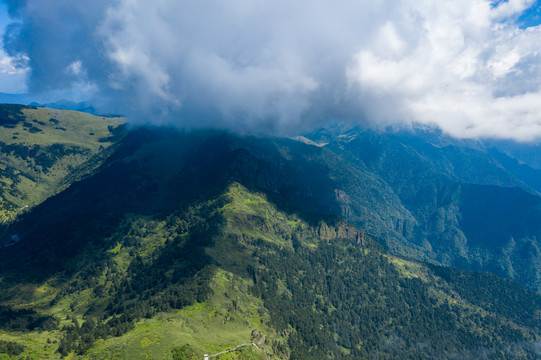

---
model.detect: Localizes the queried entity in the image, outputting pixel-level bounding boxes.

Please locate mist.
[3,0,541,139]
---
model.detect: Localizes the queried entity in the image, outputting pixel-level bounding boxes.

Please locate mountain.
[0,104,125,226]
[303,126,541,292]
[5,105,539,293]
[485,138,541,171]
[0,127,540,359]
[28,100,104,116]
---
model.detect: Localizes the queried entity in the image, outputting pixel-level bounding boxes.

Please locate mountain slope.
[0,104,125,225]
[0,128,540,359]
[304,127,541,291]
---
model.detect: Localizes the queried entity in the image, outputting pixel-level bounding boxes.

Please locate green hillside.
[0,104,124,225]
[0,128,540,359]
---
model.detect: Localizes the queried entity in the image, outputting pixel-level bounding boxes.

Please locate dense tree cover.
[0,306,58,332]
[0,340,24,356]
[55,199,222,356]
[0,104,36,127]
[247,236,540,359]
[171,344,198,360]
[0,212,123,282]
[429,265,541,329]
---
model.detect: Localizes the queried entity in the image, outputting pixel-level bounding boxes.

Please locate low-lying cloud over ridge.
[3,0,541,139]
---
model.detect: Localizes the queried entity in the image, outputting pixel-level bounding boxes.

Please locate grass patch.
[83,269,282,360]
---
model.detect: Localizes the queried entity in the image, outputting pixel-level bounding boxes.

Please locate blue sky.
[0,3,8,29]
[518,0,541,27]
[0,2,27,94]
[490,0,541,27]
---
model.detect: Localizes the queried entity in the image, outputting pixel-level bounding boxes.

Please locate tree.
[171,344,197,360]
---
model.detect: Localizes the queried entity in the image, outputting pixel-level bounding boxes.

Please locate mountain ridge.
[1,179,540,359]
[0,111,541,358]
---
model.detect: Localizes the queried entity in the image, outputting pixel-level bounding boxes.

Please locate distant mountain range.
[27,100,98,115]
[0,105,540,359]
[0,93,122,117]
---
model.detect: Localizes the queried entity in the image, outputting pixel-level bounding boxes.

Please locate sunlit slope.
[0,104,124,223]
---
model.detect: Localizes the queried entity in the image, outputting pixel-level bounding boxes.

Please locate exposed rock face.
[318,222,366,246]
[257,335,266,346]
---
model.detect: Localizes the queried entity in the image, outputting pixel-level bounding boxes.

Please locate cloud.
[0,35,28,93]
[3,0,541,139]
[346,0,541,140]
[0,52,26,75]
[0,53,27,93]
